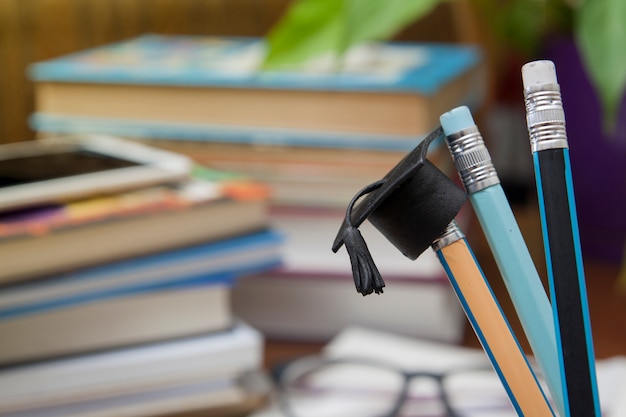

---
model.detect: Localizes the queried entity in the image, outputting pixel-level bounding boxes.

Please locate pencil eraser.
[522,60,558,89]
[440,106,475,136]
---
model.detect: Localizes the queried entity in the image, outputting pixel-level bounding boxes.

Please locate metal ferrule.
[524,84,568,152]
[431,220,464,251]
[445,125,500,194]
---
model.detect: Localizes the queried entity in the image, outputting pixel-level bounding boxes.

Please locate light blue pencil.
[440,106,565,416]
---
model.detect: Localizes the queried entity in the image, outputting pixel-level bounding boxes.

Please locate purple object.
[546,38,626,264]
[0,204,63,224]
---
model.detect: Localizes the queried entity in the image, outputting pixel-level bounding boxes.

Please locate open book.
[252,326,626,417]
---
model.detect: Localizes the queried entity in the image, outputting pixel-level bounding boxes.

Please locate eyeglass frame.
[271,355,496,417]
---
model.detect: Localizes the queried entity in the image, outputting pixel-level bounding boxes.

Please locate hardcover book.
[232,207,466,343]
[0,322,264,415]
[29,34,486,139]
[0,166,271,284]
[0,230,282,365]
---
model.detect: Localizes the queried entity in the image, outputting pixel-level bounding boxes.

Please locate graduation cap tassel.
[332,126,466,296]
[341,179,386,296]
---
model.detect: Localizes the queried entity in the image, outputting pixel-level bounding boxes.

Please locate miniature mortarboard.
[331,127,467,296]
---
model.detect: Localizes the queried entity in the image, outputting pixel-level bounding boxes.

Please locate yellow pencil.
[433,221,555,416]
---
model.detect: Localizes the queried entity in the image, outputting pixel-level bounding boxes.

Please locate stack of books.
[27,34,487,344]
[0,144,283,416]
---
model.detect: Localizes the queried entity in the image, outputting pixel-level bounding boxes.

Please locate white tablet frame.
[0,135,192,212]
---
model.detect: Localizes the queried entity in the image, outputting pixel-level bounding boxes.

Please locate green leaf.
[575,0,626,134]
[263,0,445,70]
[263,0,345,70]
[338,0,445,51]
[473,0,573,58]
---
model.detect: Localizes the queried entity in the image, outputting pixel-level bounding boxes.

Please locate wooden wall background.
[0,0,482,145]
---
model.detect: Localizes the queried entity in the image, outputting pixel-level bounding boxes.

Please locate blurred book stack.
[28,34,487,344]
[0,145,282,416]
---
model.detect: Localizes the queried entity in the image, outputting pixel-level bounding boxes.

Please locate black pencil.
[522,60,601,417]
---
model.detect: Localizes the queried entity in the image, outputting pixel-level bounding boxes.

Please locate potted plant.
[262,0,626,270]
[474,0,626,269]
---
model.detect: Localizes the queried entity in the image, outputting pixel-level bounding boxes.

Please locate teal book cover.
[29,34,482,95]
[0,229,282,320]
[29,113,426,152]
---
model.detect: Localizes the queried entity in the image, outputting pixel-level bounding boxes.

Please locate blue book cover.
[0,230,283,320]
[29,113,427,152]
[29,34,482,95]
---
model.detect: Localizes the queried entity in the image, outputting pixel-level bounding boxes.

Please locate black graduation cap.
[331,127,467,296]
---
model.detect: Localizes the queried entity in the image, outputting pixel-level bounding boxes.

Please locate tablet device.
[0,135,192,212]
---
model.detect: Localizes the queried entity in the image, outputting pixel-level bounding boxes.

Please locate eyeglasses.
[271,356,516,417]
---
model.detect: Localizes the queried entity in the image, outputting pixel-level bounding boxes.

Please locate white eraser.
[522,60,558,89]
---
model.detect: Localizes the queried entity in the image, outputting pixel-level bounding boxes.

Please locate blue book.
[29,34,482,92]
[29,34,486,145]
[0,229,283,319]
[0,230,282,365]
[29,113,425,152]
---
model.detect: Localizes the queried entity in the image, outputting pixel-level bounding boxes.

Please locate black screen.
[0,150,141,188]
